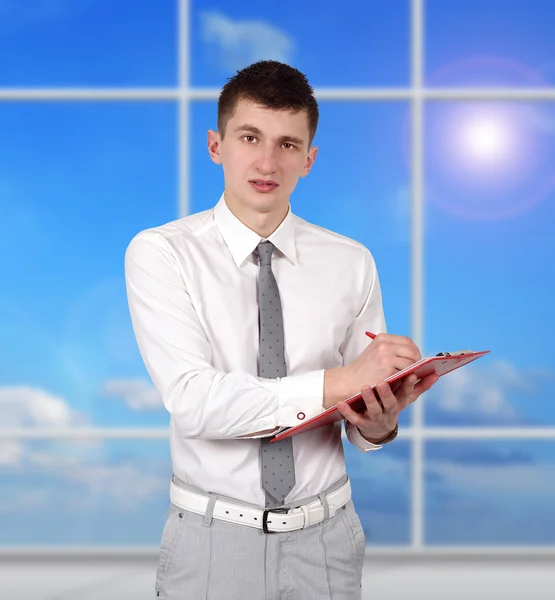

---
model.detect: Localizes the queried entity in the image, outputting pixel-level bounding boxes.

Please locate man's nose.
[256,147,278,174]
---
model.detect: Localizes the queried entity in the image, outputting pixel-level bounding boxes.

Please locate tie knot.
[256,241,274,266]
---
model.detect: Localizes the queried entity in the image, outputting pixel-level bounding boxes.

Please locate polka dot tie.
[256,241,296,508]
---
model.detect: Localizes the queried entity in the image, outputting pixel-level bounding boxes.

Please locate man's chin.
[225,187,290,214]
[246,189,288,209]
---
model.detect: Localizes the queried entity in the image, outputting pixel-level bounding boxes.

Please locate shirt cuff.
[238,425,289,440]
[345,420,382,453]
[261,369,325,429]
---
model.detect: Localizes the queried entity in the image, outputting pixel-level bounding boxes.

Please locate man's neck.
[224,192,289,238]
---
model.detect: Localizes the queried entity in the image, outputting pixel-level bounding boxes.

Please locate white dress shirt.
[124,194,387,505]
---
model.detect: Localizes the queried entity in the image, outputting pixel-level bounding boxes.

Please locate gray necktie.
[256,241,295,508]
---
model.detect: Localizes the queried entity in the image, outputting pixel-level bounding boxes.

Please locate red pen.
[365,331,376,339]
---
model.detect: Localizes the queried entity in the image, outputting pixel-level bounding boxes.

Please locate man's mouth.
[249,180,279,193]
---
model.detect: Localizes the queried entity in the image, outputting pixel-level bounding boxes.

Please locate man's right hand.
[323,333,422,409]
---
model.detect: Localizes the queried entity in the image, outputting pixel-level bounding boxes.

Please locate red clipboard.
[270,349,490,442]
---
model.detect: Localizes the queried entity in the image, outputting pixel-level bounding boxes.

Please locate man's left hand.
[336,372,439,443]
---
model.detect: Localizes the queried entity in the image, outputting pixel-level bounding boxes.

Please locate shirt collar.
[213,193,298,268]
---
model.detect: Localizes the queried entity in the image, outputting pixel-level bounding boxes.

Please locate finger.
[395,374,419,410]
[390,356,420,372]
[336,399,369,429]
[373,334,422,362]
[360,386,384,420]
[395,335,423,361]
[362,383,384,411]
[374,382,398,414]
[373,355,420,381]
[412,373,439,397]
[402,373,439,407]
[376,343,421,366]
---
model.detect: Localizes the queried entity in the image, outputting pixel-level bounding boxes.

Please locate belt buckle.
[262,507,289,534]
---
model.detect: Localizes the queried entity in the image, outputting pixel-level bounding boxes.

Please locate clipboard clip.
[436,350,472,357]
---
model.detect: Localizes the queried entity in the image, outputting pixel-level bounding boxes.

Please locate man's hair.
[217,60,319,147]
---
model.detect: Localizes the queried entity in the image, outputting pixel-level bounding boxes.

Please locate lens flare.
[423,57,555,219]
[461,115,512,164]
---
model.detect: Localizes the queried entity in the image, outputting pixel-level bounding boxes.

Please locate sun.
[461,115,512,164]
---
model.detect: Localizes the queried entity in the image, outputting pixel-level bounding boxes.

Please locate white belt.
[169,478,351,534]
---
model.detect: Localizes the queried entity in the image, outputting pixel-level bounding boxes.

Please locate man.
[125,60,438,599]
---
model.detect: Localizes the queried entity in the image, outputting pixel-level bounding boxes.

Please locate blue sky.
[0,0,554,546]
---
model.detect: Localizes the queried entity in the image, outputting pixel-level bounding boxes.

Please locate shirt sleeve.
[340,248,387,452]
[124,232,324,440]
[345,421,382,452]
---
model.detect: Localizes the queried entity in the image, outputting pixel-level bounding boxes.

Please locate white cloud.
[0,385,86,428]
[101,378,163,411]
[337,359,545,434]
[428,460,555,497]
[0,440,23,466]
[0,384,96,505]
[63,461,169,508]
[0,382,166,512]
[487,360,526,390]
[0,486,48,513]
[199,10,295,72]
[0,385,95,480]
[0,449,169,513]
[338,359,544,429]
[0,380,165,518]
[426,359,529,423]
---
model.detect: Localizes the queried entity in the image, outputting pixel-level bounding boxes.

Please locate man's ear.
[208,130,222,165]
[300,146,318,178]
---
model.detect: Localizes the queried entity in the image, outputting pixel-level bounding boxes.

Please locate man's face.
[208,98,318,216]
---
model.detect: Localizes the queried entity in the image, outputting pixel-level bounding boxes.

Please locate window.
[2,0,553,552]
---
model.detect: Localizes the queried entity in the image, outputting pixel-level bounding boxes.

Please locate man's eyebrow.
[234,124,305,146]
[234,124,262,135]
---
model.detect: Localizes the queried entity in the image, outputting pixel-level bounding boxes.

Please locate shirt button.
[297,412,305,420]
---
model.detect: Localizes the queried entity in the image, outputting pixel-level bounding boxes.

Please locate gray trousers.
[155,475,366,599]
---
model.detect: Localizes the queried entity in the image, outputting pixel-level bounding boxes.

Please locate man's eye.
[282,143,296,150]
[244,135,256,142]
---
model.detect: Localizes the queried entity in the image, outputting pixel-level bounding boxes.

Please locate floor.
[1,554,554,599]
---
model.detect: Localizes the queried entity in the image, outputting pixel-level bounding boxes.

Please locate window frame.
[1,0,554,556]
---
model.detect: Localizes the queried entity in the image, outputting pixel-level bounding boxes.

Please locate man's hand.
[336,371,439,443]
[324,332,440,443]
[324,333,422,409]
